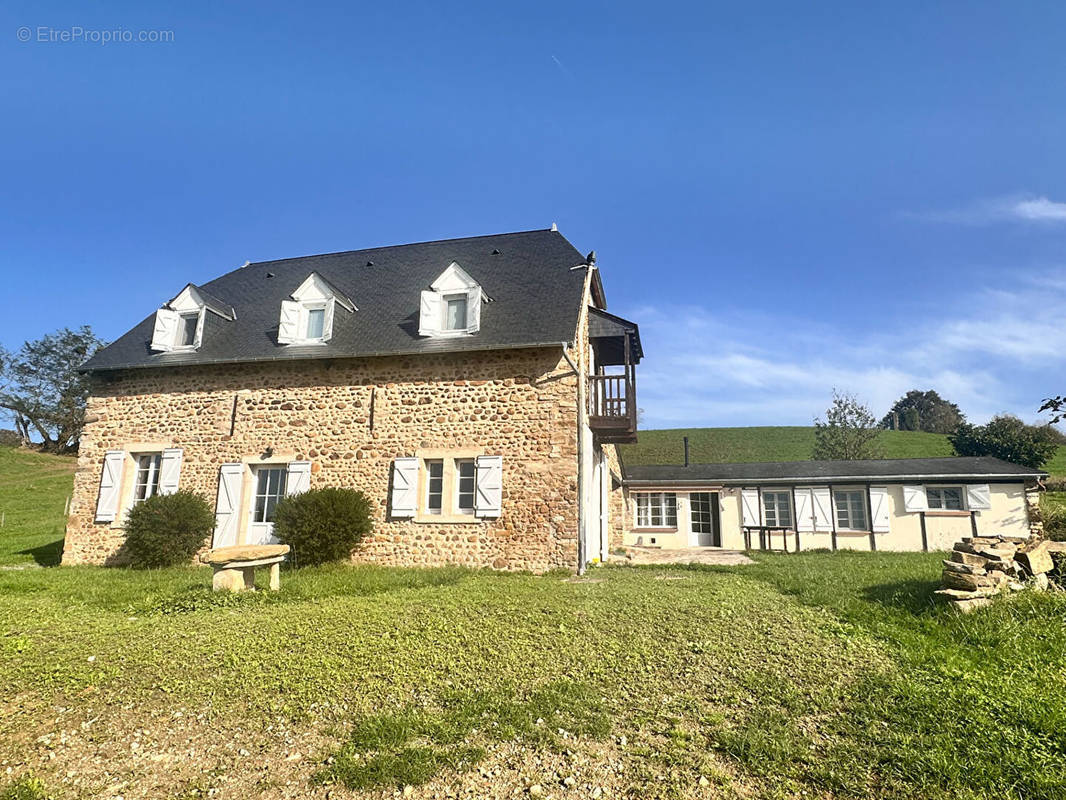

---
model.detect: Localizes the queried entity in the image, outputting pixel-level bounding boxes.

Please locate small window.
[305,307,326,340]
[635,493,678,528]
[927,487,964,510]
[444,295,468,331]
[178,313,199,347]
[132,453,162,504]
[834,490,868,531]
[253,467,288,523]
[456,459,476,514]
[426,460,444,514]
[762,491,793,527]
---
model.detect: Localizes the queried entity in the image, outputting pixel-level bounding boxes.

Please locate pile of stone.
[936,535,1060,612]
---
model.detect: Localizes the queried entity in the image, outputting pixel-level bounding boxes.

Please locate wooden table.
[200,544,290,592]
[742,526,796,552]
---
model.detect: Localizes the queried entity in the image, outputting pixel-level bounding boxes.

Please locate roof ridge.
[244,228,558,268]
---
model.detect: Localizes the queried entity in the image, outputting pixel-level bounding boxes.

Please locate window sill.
[632,527,678,533]
[925,510,971,517]
[414,513,481,524]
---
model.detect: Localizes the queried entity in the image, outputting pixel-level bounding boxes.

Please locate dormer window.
[419,262,483,337]
[150,284,235,353]
[277,272,356,345]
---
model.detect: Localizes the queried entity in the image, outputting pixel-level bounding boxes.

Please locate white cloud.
[910,194,1066,225]
[621,272,1066,429]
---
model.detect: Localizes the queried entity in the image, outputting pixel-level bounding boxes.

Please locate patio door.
[690,492,721,547]
[248,465,288,545]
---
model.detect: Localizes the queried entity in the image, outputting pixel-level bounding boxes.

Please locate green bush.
[0,774,51,800]
[123,491,215,568]
[273,487,373,566]
[1045,504,1066,542]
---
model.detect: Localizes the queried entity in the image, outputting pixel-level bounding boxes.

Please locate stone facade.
[64,346,590,571]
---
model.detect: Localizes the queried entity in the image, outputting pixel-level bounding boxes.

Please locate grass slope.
[623,425,1066,476]
[0,446,74,567]
[0,555,1064,799]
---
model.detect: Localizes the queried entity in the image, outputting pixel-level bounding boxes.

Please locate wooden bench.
[200,544,290,593]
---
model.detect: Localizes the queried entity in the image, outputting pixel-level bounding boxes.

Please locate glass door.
[690,492,721,547]
[248,466,287,545]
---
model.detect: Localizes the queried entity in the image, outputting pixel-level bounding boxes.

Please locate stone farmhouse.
[64,228,1046,571]
[65,229,640,572]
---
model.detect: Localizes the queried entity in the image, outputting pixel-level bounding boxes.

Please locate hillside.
[0,446,75,566]
[622,426,1066,477]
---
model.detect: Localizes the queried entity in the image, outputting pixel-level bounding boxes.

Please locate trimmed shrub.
[123,491,215,568]
[273,487,373,566]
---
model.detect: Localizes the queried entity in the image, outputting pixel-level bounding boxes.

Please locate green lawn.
[622,425,1066,477]
[0,446,74,567]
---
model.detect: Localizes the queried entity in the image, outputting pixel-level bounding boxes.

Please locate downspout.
[560,343,587,575]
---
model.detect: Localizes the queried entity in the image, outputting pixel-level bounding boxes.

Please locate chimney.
[683,436,690,468]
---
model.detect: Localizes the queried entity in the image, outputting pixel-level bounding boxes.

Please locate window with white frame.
[443,294,468,331]
[635,492,678,528]
[833,489,868,530]
[419,262,482,337]
[762,490,793,527]
[177,312,200,348]
[252,467,288,523]
[425,459,444,514]
[927,486,964,510]
[131,453,162,504]
[277,272,355,345]
[456,459,476,515]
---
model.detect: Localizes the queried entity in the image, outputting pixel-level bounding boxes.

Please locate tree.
[1040,395,1065,424]
[948,415,1059,469]
[813,390,883,460]
[880,389,964,433]
[0,326,105,453]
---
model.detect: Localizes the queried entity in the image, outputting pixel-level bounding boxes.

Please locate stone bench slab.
[201,544,290,593]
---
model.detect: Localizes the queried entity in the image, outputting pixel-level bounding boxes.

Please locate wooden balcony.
[588,372,637,443]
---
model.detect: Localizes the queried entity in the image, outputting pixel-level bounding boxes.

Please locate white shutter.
[150,309,179,352]
[812,487,833,531]
[466,286,482,334]
[321,299,336,342]
[193,309,206,348]
[903,485,928,512]
[794,488,814,532]
[278,300,300,344]
[390,457,419,517]
[741,489,760,526]
[869,486,891,533]
[418,290,441,336]
[158,448,183,495]
[475,455,503,518]
[94,450,126,523]
[966,483,991,510]
[213,463,244,548]
[286,461,312,495]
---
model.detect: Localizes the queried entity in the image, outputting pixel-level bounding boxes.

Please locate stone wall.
[64,346,582,572]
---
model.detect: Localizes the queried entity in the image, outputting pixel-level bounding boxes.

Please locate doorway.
[690,492,721,547]
[248,465,287,545]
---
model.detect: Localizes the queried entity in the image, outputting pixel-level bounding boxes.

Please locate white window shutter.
[794,488,814,532]
[475,455,503,518]
[150,309,179,352]
[741,489,760,526]
[322,299,336,342]
[418,291,441,336]
[213,463,244,548]
[812,487,833,531]
[966,483,991,510]
[286,461,312,495]
[466,286,482,334]
[390,457,419,517]
[193,309,206,349]
[902,485,928,512]
[94,450,126,523]
[278,300,300,344]
[869,487,891,533]
[158,448,183,495]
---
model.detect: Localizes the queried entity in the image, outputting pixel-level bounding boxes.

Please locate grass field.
[622,425,1066,476]
[1,448,1066,799]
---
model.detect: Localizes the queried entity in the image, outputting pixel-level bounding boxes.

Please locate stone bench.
[200,544,290,593]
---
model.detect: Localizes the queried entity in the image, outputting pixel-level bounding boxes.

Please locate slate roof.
[588,307,644,362]
[623,456,1047,485]
[82,229,597,372]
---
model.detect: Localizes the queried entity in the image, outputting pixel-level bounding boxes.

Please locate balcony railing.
[588,372,637,442]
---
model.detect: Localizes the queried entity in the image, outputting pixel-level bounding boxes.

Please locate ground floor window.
[761,490,793,527]
[131,453,162,504]
[455,459,476,514]
[425,459,444,514]
[927,486,963,510]
[635,492,678,528]
[834,489,867,531]
[253,466,288,523]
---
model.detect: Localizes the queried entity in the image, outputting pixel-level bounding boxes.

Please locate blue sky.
[2,1,1064,430]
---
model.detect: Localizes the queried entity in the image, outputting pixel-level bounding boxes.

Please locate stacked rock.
[936,536,1058,612]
